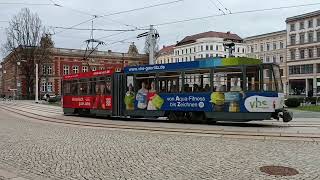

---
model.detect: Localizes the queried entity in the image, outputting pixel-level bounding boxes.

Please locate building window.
[260,44,264,52]
[317,18,320,26]
[290,24,295,31]
[308,19,313,28]
[47,82,53,92]
[100,67,105,70]
[280,56,284,63]
[317,31,320,42]
[289,65,313,75]
[254,44,257,51]
[47,66,52,75]
[300,21,304,30]
[72,66,79,74]
[181,49,184,55]
[42,66,46,75]
[206,54,209,58]
[189,48,192,53]
[299,33,305,44]
[290,49,296,60]
[308,48,313,58]
[201,46,204,51]
[266,56,270,63]
[200,54,203,58]
[206,45,209,51]
[280,41,284,49]
[63,65,69,75]
[210,45,213,51]
[300,49,305,59]
[194,56,196,60]
[194,47,196,52]
[273,56,276,63]
[242,48,245,53]
[308,32,314,43]
[273,42,277,50]
[41,82,46,92]
[216,45,218,51]
[290,35,296,45]
[82,66,88,72]
[317,47,320,57]
[266,43,270,51]
[318,64,320,73]
[92,66,96,71]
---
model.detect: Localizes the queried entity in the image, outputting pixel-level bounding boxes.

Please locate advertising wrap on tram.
[124,91,284,113]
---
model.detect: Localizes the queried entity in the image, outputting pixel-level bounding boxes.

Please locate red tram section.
[62,70,114,114]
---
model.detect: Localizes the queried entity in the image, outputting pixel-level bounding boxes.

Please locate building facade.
[286,10,320,96]
[244,30,287,93]
[155,45,175,64]
[0,46,147,99]
[173,31,246,63]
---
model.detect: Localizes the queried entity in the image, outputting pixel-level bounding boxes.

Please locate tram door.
[112,73,125,116]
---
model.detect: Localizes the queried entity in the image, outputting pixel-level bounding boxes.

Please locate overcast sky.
[1,0,320,59]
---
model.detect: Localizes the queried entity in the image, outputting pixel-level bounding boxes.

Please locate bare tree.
[3,8,53,99]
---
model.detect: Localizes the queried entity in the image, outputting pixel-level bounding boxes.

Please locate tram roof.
[124,57,262,74]
[63,69,114,80]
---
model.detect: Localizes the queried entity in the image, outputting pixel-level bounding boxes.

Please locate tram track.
[3,102,320,128]
[1,105,320,142]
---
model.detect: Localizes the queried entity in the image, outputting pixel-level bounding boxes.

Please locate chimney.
[107,50,112,53]
[227,31,230,34]
[163,45,166,48]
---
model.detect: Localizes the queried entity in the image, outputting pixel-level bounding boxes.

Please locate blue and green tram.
[123,57,293,122]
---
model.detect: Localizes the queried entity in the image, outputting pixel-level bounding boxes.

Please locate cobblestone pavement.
[0,106,320,179]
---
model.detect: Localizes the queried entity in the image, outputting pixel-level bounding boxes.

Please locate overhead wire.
[52,27,144,32]
[208,0,225,15]
[100,0,183,18]
[50,0,182,36]
[216,0,232,14]
[145,2,320,27]
[0,2,53,6]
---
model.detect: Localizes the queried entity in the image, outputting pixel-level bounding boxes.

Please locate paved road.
[0,102,320,179]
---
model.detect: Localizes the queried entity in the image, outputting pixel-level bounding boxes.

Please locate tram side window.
[213,67,243,92]
[89,78,96,95]
[246,66,261,91]
[263,65,277,91]
[106,77,112,95]
[184,70,211,92]
[71,80,79,95]
[79,79,88,95]
[158,72,182,93]
[63,80,72,95]
[96,77,111,95]
[273,65,283,92]
[135,74,156,93]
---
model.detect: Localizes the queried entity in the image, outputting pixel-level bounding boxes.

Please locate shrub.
[285,98,300,108]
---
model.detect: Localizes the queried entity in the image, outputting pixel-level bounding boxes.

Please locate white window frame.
[63,65,69,75]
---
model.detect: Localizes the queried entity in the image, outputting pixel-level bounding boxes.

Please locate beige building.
[155,45,175,64]
[174,31,246,62]
[286,10,320,96]
[244,30,287,93]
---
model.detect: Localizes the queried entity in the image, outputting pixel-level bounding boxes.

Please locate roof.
[176,31,243,46]
[124,57,262,74]
[286,10,320,23]
[158,45,175,55]
[63,69,114,80]
[244,30,286,41]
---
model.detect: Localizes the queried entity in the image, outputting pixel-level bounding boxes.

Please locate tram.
[62,57,293,123]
